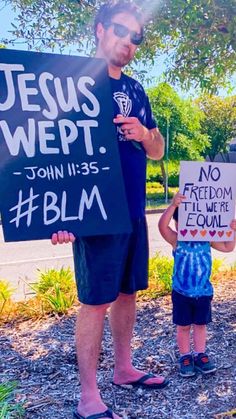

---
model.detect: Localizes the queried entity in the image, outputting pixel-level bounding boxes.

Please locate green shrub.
[211,258,224,276]
[139,253,173,299]
[32,267,76,314]
[146,160,180,207]
[146,182,164,193]
[146,182,165,204]
[146,182,178,208]
[147,160,180,187]
[149,253,173,293]
[146,163,163,183]
[0,280,14,316]
[0,381,24,418]
[139,254,223,300]
[230,261,236,270]
[167,167,179,187]
[0,256,227,323]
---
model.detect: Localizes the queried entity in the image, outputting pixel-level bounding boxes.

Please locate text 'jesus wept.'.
[0,64,101,157]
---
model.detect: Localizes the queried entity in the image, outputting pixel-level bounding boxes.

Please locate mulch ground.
[0,275,236,419]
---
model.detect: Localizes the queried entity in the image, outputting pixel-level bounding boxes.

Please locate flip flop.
[112,373,169,389]
[73,408,114,419]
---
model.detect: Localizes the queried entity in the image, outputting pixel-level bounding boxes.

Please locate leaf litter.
[0,277,235,418]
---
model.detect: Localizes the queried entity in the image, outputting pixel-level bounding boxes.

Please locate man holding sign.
[52,2,165,418]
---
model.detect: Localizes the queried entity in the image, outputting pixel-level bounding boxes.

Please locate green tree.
[148,82,209,194]
[145,0,236,91]
[2,0,236,90]
[197,95,236,161]
[148,83,209,160]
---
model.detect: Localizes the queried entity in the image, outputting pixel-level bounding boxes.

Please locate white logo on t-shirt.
[113,92,132,117]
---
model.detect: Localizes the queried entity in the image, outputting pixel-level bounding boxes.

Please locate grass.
[0,268,77,324]
[28,267,77,315]
[138,253,173,300]
[0,280,15,316]
[0,381,24,418]
[146,201,169,210]
[138,253,226,301]
[0,257,235,324]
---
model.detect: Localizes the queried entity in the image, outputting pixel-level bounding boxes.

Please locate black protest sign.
[0,49,131,242]
[178,161,236,241]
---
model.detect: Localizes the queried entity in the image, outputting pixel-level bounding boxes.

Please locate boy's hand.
[171,192,186,208]
[51,231,76,245]
[230,219,236,231]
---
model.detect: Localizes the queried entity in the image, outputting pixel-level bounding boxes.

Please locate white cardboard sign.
[178,161,236,241]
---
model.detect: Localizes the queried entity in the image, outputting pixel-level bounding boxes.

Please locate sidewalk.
[1,212,236,300]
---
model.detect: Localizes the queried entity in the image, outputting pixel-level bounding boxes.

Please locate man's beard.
[110,53,132,68]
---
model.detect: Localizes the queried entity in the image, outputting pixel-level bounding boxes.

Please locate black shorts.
[172,289,213,326]
[72,217,149,305]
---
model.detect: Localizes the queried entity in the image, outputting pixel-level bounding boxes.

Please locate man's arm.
[142,127,164,160]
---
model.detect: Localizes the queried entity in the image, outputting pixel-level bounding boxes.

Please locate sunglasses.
[104,21,144,46]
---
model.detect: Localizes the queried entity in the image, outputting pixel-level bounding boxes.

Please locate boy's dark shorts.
[172,289,213,326]
[72,217,148,305]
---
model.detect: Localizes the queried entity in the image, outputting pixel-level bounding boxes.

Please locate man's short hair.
[94,1,144,44]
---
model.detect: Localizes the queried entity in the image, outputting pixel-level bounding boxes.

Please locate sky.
[0,1,235,97]
[0,2,168,89]
[0,2,77,53]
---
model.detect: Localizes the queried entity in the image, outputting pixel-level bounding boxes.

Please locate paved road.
[1,213,236,300]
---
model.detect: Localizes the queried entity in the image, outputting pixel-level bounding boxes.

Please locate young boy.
[158,192,236,377]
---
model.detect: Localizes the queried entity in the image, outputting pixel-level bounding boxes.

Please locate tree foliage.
[146,0,236,91]
[197,95,236,161]
[1,0,236,91]
[148,82,209,161]
[1,0,95,53]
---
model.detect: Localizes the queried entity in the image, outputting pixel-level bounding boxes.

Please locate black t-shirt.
[110,72,157,219]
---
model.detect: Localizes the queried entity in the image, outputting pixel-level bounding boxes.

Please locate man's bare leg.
[75,303,121,418]
[110,293,166,386]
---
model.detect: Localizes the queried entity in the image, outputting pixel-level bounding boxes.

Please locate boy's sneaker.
[194,353,217,374]
[179,354,196,377]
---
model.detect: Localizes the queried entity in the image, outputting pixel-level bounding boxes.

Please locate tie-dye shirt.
[172,241,213,297]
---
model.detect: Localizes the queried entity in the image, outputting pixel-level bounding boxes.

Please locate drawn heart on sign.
[190,230,198,237]
[180,229,188,237]
[218,231,224,238]
[226,231,232,237]
[200,230,207,237]
[209,231,216,237]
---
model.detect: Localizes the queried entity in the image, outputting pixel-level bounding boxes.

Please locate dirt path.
[0,276,235,418]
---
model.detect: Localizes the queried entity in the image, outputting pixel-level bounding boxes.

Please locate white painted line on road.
[0,254,72,267]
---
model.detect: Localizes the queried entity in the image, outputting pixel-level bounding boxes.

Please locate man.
[52,2,166,418]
